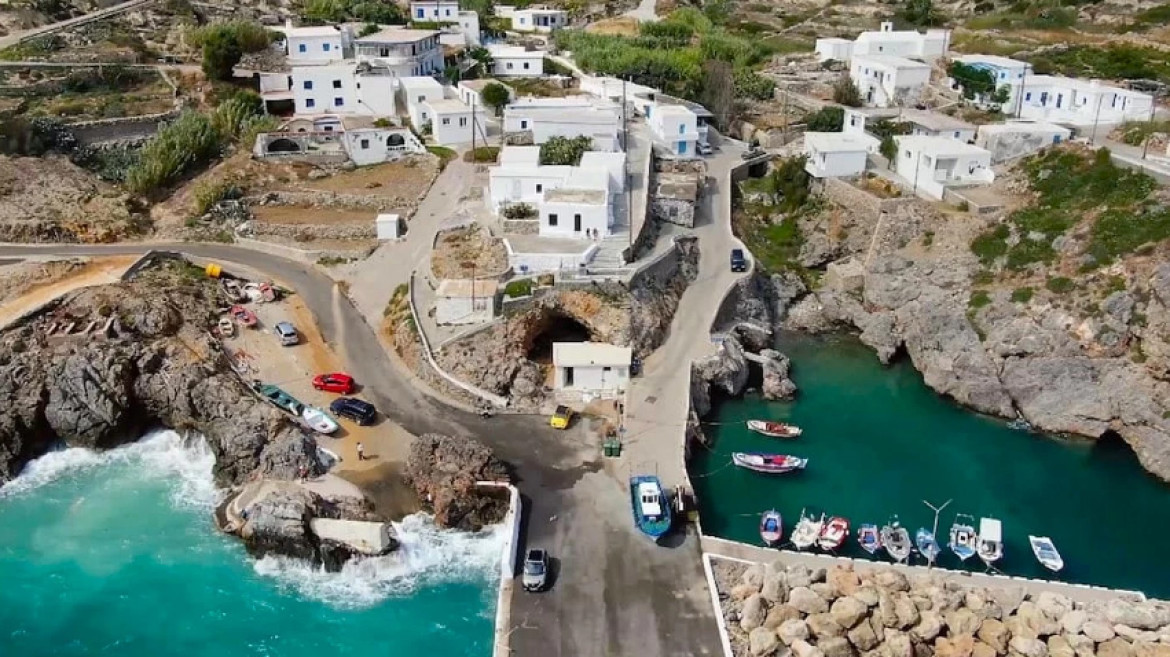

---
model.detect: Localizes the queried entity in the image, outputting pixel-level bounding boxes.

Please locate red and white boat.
[229,305,258,328]
[746,420,802,438]
[732,452,808,474]
[818,516,850,551]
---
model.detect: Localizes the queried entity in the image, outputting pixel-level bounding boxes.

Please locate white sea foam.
[0,429,219,509]
[253,513,506,609]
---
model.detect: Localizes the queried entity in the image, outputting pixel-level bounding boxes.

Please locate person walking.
[356,442,365,461]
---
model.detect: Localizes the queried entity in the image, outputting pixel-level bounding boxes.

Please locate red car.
[312,372,355,394]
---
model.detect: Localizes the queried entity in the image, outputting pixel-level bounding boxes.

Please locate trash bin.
[205,263,222,278]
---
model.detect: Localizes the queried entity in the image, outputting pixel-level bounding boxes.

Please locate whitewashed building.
[435,279,497,325]
[281,23,351,66]
[343,125,425,165]
[648,104,699,157]
[803,132,875,178]
[503,96,621,151]
[397,76,446,130]
[252,116,424,166]
[815,37,852,64]
[289,63,397,116]
[552,342,632,397]
[354,27,443,77]
[975,121,1071,163]
[511,7,568,32]
[457,78,514,111]
[410,0,460,21]
[894,135,994,201]
[951,54,1030,109]
[489,146,568,211]
[455,11,482,46]
[426,98,484,146]
[489,146,623,239]
[850,54,931,108]
[488,44,544,77]
[579,151,626,192]
[901,109,977,143]
[816,21,950,63]
[1017,76,1153,125]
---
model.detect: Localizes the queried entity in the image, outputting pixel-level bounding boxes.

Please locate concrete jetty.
[310,518,397,555]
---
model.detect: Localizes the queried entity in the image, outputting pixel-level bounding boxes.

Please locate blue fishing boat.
[857,523,882,555]
[916,528,941,564]
[949,513,978,562]
[629,476,672,540]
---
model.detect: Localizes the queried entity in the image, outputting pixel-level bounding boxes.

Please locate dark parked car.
[329,397,377,425]
[730,248,748,272]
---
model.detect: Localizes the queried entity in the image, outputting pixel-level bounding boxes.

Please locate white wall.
[287,33,346,65]
[975,125,1070,163]
[805,148,867,178]
[540,198,610,239]
[458,11,481,46]
[410,0,460,21]
[555,364,629,394]
[814,39,852,63]
[493,54,544,77]
[1017,83,1153,125]
[292,67,358,115]
[850,60,930,107]
[895,146,993,200]
[649,108,699,157]
[436,295,495,325]
[344,129,424,166]
[489,169,571,211]
[505,242,596,275]
[911,125,976,143]
[401,83,445,130]
[430,108,478,146]
[358,75,397,115]
[512,9,567,32]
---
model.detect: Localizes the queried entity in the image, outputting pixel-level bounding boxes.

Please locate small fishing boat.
[916,528,941,564]
[881,518,913,563]
[255,383,304,416]
[790,510,823,551]
[1028,535,1064,573]
[977,517,1004,567]
[217,317,235,338]
[731,452,808,474]
[301,406,339,435]
[818,516,850,552]
[746,420,802,438]
[230,305,258,328]
[760,510,783,547]
[949,514,978,562]
[858,524,882,555]
[629,475,672,540]
[221,279,245,302]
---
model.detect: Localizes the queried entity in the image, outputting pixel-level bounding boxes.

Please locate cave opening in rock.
[525,312,593,364]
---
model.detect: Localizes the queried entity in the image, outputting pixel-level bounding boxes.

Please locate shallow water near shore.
[690,333,1170,598]
[0,430,501,656]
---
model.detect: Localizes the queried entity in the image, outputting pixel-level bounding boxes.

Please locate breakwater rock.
[713,559,1170,657]
[404,433,510,531]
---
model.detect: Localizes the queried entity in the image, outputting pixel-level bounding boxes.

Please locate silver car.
[274,321,299,346]
[522,548,549,592]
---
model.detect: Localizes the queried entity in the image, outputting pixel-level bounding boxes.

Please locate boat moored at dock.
[746,420,802,438]
[731,452,808,474]
[760,510,783,547]
[1029,535,1064,573]
[791,510,823,551]
[916,528,941,564]
[949,514,978,562]
[858,524,882,554]
[978,517,1004,567]
[881,518,913,563]
[818,516,850,552]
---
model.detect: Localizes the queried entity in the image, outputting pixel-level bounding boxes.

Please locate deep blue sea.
[0,430,503,657]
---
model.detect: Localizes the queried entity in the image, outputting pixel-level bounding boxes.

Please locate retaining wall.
[478,481,522,657]
[69,108,181,146]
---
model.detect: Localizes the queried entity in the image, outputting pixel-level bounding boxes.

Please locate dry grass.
[585,16,639,36]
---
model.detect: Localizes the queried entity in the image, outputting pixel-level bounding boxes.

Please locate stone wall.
[252,191,418,214]
[69,109,181,146]
[252,222,376,240]
[502,218,539,235]
[820,178,918,226]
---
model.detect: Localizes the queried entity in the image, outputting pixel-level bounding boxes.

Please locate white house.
[489,146,570,211]
[281,23,351,66]
[894,135,994,201]
[633,92,713,150]
[489,146,623,239]
[457,78,514,112]
[803,132,875,178]
[511,7,568,32]
[290,63,397,116]
[503,96,621,151]
[816,21,949,63]
[900,109,977,143]
[410,0,460,22]
[252,116,424,166]
[552,342,632,397]
[850,54,931,108]
[540,185,610,239]
[397,76,445,129]
[354,27,443,77]
[426,98,484,145]
[342,123,425,165]
[435,279,497,325]
[1017,75,1153,125]
[579,151,626,192]
[488,44,544,77]
[648,104,699,157]
[456,11,482,46]
[975,120,1071,163]
[951,54,1030,109]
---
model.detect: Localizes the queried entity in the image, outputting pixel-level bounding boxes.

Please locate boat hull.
[732,452,808,474]
[629,476,672,540]
[1028,535,1064,573]
[747,420,802,438]
[858,525,882,555]
[760,511,783,547]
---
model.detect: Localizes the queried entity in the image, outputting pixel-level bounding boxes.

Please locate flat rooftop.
[896,134,990,157]
[281,25,346,38]
[955,54,1028,69]
[978,120,1071,134]
[900,109,976,132]
[425,98,474,113]
[655,173,699,202]
[459,78,508,92]
[545,188,606,204]
[553,342,632,368]
[499,145,541,165]
[356,27,438,42]
[488,44,538,58]
[805,131,875,152]
[504,234,591,254]
[436,279,498,298]
[853,54,930,69]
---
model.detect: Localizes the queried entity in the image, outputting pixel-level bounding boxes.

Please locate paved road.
[0,0,156,51]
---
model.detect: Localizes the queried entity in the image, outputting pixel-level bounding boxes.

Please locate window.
[548,213,558,226]
[323,125,333,132]
[417,95,425,102]
[360,139,370,149]
[535,184,542,192]
[1025,92,1032,101]
[445,8,451,14]
[520,120,528,129]
[303,80,313,90]
[380,47,389,57]
[417,8,424,17]
[323,43,331,52]
[678,124,685,134]
[334,97,344,106]
[507,62,514,70]
[523,62,530,70]
[954,131,960,138]
[306,99,316,108]
[904,150,911,157]
[298,44,307,53]
[442,117,451,125]
[333,80,341,89]
[458,117,467,126]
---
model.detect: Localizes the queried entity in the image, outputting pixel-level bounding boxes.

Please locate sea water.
[690,333,1170,598]
[0,430,503,657]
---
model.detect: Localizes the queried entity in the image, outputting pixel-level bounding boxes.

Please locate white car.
[301,406,339,434]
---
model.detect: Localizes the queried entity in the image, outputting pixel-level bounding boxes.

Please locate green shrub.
[803,106,844,132]
[734,69,775,101]
[465,146,500,163]
[1025,44,1170,84]
[973,269,995,285]
[969,290,992,309]
[125,111,225,197]
[191,179,241,216]
[1046,276,1075,293]
[1010,287,1034,303]
[504,278,533,298]
[971,223,1010,265]
[427,145,457,168]
[539,135,591,165]
[831,76,862,107]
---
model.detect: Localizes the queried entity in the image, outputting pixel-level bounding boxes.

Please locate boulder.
[761,349,799,400]
[788,565,814,589]
[912,612,943,643]
[1101,600,1170,632]
[735,583,763,600]
[919,643,939,657]
[936,635,976,657]
[808,613,846,639]
[814,582,842,602]
[848,619,881,651]
[766,604,804,630]
[1018,602,1061,638]
[1099,639,1136,657]
[1048,635,1075,657]
[1010,637,1049,657]
[856,586,881,608]
[404,434,510,530]
[743,594,768,631]
[1036,593,1074,621]
[990,588,1027,616]
[779,619,812,646]
[763,567,789,603]
[875,570,911,592]
[1061,611,1089,636]
[1117,626,1161,644]
[974,642,999,657]
[744,564,767,591]
[978,618,1011,654]
[832,596,870,629]
[1067,634,1096,657]
[967,594,988,615]
[1134,641,1170,657]
[948,609,983,637]
[829,565,863,597]
[885,629,915,657]
[794,640,826,657]
[791,587,830,615]
[822,636,857,657]
[895,593,922,629]
[1006,616,1039,642]
[1085,621,1118,643]
[878,591,900,628]
[751,627,783,657]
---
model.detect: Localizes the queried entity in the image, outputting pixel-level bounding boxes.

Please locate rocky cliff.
[713,559,1170,657]
[404,433,510,531]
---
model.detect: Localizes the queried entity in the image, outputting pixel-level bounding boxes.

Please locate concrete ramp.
[310,518,397,555]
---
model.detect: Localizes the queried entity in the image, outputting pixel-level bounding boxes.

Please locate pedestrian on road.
[356,442,365,461]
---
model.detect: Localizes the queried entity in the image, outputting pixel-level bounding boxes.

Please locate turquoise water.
[0,431,503,657]
[690,333,1170,598]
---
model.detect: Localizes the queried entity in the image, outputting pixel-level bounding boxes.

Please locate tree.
[700,60,735,131]
[481,82,511,116]
[442,65,461,85]
[468,46,494,78]
[539,135,591,165]
[202,29,243,81]
[948,61,997,100]
[880,134,898,169]
[832,75,863,107]
[765,155,812,212]
[803,106,844,132]
[896,0,944,27]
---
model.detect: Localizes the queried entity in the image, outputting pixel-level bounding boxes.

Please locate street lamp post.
[922,498,952,567]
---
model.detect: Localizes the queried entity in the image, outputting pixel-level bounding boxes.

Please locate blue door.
[678,141,687,155]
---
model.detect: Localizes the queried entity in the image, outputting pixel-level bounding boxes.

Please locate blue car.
[329,397,377,425]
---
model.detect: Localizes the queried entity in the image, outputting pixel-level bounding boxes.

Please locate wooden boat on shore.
[746,420,802,438]
[858,524,882,555]
[949,514,978,562]
[916,528,941,564]
[1028,535,1064,573]
[881,518,913,563]
[977,517,1004,567]
[791,510,823,551]
[760,510,783,547]
[731,452,808,474]
[229,305,258,328]
[818,516,850,552]
[629,476,672,540]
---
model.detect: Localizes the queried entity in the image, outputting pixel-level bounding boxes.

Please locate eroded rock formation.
[404,433,510,531]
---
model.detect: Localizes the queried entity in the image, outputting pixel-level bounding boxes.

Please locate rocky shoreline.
[713,558,1170,657]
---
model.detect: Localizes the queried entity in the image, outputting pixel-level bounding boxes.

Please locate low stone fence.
[69,108,182,146]
[820,177,918,224]
[501,218,539,234]
[622,132,658,263]
[252,221,377,241]
[252,191,416,214]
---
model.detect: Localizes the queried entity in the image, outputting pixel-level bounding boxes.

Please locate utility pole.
[471,94,476,157]
[922,498,952,567]
[1016,65,1029,119]
[1090,93,1104,145]
[1143,97,1158,160]
[623,77,633,256]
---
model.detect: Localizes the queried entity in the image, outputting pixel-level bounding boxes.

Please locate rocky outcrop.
[404,433,510,531]
[715,560,1170,657]
[691,335,751,417]
[760,348,798,400]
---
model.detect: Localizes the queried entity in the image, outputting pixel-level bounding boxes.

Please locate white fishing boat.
[977,517,1004,567]
[880,517,913,563]
[949,514,978,562]
[1028,535,1064,573]
[791,510,824,551]
[746,420,802,438]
